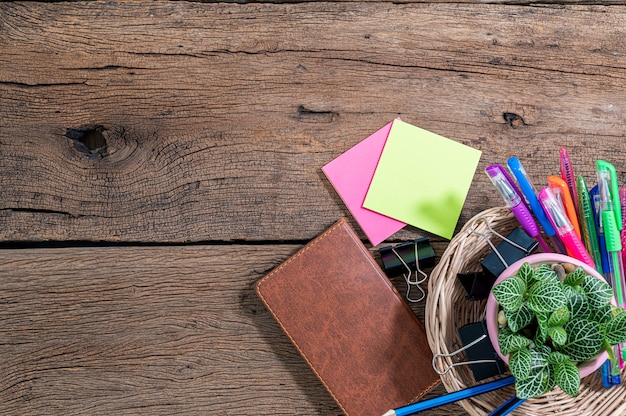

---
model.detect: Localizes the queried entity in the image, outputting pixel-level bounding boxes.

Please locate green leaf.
[493,276,526,312]
[548,307,570,327]
[515,366,552,399]
[602,339,618,365]
[535,311,549,345]
[547,351,570,365]
[530,344,552,368]
[592,304,613,325]
[557,319,604,362]
[564,267,586,287]
[535,264,559,283]
[505,303,535,333]
[516,262,536,287]
[527,280,567,313]
[569,293,591,320]
[510,347,532,380]
[499,332,532,355]
[581,275,613,309]
[605,312,626,345]
[548,326,567,346]
[554,360,580,397]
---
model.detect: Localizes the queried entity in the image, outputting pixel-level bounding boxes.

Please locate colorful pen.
[560,148,579,212]
[621,187,626,273]
[507,157,557,253]
[486,165,546,251]
[538,186,594,267]
[597,161,625,308]
[548,175,581,239]
[577,176,603,269]
[381,376,516,416]
[597,160,625,375]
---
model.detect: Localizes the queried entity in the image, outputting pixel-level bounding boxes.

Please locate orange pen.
[548,175,581,239]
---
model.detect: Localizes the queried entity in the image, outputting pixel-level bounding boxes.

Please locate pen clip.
[597,160,622,231]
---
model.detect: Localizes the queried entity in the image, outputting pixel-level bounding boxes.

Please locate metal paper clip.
[470,216,531,269]
[432,320,505,382]
[457,217,538,302]
[391,243,428,303]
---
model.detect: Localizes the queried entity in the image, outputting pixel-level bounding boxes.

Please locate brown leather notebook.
[255,218,440,416]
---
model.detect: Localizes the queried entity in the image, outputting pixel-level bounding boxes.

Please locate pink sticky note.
[322,121,406,245]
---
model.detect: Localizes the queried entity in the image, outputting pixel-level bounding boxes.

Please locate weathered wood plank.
[0,245,459,415]
[3,2,626,243]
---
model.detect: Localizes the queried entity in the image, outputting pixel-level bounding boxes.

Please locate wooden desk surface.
[2,1,626,414]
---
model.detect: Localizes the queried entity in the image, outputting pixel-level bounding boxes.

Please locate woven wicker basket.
[426,206,626,416]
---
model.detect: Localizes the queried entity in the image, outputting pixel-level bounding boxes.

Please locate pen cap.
[507,157,557,237]
[485,165,521,208]
[597,160,622,231]
[538,187,573,233]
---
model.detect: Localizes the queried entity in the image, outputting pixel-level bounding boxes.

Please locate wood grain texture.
[0,245,459,416]
[3,2,626,242]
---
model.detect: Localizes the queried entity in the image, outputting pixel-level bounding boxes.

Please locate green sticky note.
[363,120,481,239]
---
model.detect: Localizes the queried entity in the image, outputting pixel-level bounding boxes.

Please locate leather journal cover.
[255,218,440,416]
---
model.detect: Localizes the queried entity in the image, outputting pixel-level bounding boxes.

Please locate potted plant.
[485,253,626,399]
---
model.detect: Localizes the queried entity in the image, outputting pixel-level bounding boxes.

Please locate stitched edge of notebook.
[410,378,441,404]
[255,219,350,415]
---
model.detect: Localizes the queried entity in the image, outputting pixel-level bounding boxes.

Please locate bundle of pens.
[486,148,625,387]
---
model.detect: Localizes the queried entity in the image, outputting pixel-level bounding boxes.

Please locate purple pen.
[486,165,549,252]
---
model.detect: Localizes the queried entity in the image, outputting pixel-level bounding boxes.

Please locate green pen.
[577,175,602,270]
[597,160,625,308]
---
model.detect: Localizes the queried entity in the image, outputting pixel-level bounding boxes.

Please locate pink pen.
[485,165,550,252]
[539,187,595,267]
[560,147,579,212]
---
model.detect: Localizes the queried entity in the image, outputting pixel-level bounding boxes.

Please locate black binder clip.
[456,217,538,301]
[379,238,436,277]
[432,320,505,382]
[379,238,435,303]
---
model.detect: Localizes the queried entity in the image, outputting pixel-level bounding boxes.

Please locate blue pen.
[507,157,559,253]
[381,376,516,416]
[591,185,612,276]
[488,395,525,416]
[507,157,556,237]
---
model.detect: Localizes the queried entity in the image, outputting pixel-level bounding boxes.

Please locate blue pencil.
[381,376,515,416]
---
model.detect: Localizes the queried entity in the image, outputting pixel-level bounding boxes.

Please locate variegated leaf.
[582,275,613,309]
[604,311,626,345]
[548,307,570,327]
[527,280,567,313]
[492,276,526,312]
[510,347,532,380]
[505,302,535,333]
[548,326,567,346]
[558,319,604,362]
[535,311,549,345]
[568,293,591,320]
[547,351,570,365]
[592,304,613,324]
[499,332,532,356]
[564,267,585,287]
[554,360,580,397]
[530,344,551,369]
[515,366,551,399]
[535,263,559,283]
[516,262,535,287]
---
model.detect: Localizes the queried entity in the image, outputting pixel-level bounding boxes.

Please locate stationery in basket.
[255,218,439,416]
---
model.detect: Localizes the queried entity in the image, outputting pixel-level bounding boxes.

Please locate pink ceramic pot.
[485,253,609,379]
